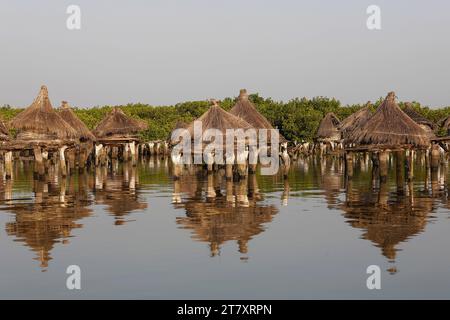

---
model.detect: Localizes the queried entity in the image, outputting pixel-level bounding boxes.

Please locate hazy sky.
[0,0,449,108]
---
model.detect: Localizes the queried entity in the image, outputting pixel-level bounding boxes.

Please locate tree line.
[1,94,450,142]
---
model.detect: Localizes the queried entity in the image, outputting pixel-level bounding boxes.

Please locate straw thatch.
[93,107,148,139]
[403,102,436,132]
[315,112,341,141]
[10,86,78,141]
[59,101,96,141]
[230,89,286,142]
[346,92,431,148]
[186,100,253,137]
[338,102,372,139]
[0,118,10,141]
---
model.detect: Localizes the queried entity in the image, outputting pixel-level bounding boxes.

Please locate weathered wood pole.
[206,172,216,199]
[95,144,103,167]
[130,141,137,166]
[431,144,441,172]
[395,150,405,194]
[379,150,389,182]
[4,151,13,180]
[59,146,68,177]
[345,151,354,179]
[111,146,119,159]
[67,149,76,174]
[226,179,235,203]
[78,147,87,173]
[33,146,45,180]
[406,149,415,182]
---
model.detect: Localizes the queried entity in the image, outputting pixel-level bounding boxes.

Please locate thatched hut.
[315,113,341,141]
[10,86,77,142]
[438,115,450,135]
[59,101,95,142]
[229,89,286,143]
[346,92,430,149]
[7,86,78,178]
[186,100,253,137]
[184,100,253,176]
[58,101,96,172]
[338,102,372,139]
[93,107,148,165]
[93,107,148,140]
[403,102,436,135]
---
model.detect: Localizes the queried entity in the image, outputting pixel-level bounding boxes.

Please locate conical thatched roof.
[315,112,341,140]
[186,100,253,137]
[338,102,372,139]
[93,107,148,139]
[230,89,286,142]
[59,101,96,141]
[346,92,431,148]
[10,86,78,140]
[403,102,436,132]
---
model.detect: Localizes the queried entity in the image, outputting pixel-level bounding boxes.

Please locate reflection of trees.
[2,173,92,270]
[173,173,278,258]
[93,162,147,225]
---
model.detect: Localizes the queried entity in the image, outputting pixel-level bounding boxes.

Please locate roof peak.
[238,89,248,100]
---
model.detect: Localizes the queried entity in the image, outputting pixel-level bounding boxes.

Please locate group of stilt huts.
[0,85,171,181]
[302,91,450,187]
[1,86,450,187]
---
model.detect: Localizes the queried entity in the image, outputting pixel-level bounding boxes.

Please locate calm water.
[0,156,450,299]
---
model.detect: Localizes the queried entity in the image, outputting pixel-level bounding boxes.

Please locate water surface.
[0,156,449,299]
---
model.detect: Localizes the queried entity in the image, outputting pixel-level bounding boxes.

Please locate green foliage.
[2,95,450,142]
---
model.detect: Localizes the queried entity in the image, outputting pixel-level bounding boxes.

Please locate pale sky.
[0,0,449,108]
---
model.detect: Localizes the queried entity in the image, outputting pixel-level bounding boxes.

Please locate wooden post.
[79,147,86,173]
[59,146,68,177]
[67,149,76,174]
[379,150,388,183]
[226,180,235,204]
[130,141,137,166]
[345,151,354,179]
[111,146,119,159]
[406,149,414,181]
[95,144,103,167]
[431,144,441,172]
[395,150,405,194]
[4,151,13,180]
[33,146,45,180]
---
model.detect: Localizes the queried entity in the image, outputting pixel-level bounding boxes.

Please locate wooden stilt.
[345,151,354,179]
[379,150,388,183]
[395,150,405,194]
[4,151,13,180]
[59,146,68,177]
[33,146,45,180]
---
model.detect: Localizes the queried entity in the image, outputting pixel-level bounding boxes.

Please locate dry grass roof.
[93,107,148,139]
[229,89,286,142]
[338,102,372,139]
[315,112,341,140]
[59,101,96,141]
[186,100,253,136]
[0,118,10,141]
[10,86,78,140]
[346,92,431,148]
[403,102,436,131]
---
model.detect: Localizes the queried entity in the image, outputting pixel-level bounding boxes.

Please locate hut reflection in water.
[0,169,93,270]
[173,171,279,259]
